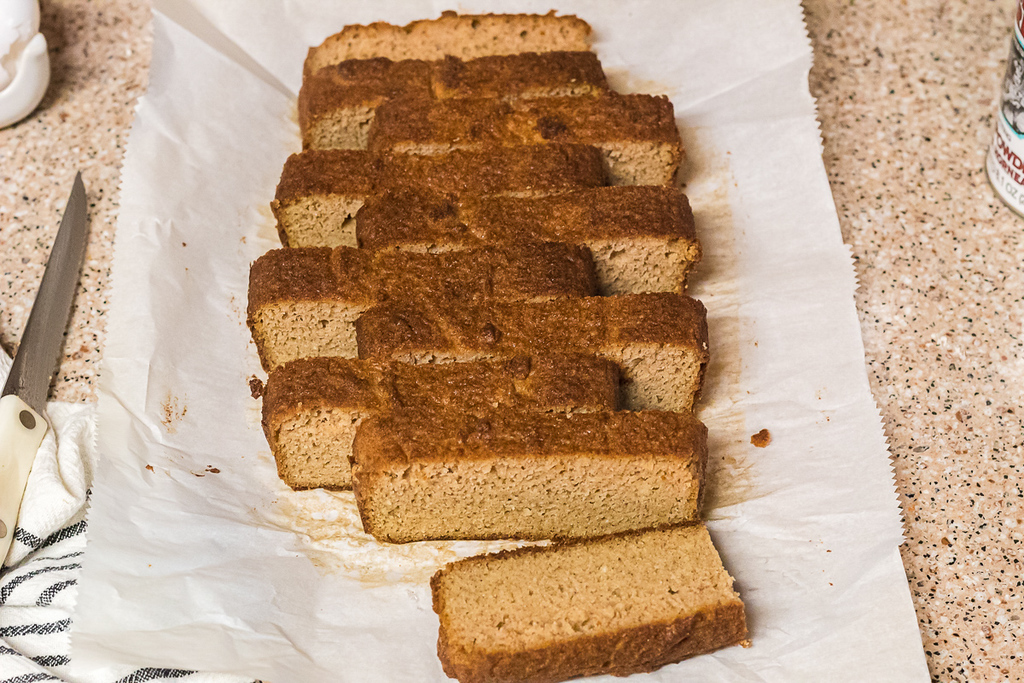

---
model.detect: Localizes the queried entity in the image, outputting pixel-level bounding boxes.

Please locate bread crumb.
[249,376,265,399]
[750,429,771,448]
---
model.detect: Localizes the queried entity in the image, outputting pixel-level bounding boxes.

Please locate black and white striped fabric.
[0,354,254,683]
[2,511,87,680]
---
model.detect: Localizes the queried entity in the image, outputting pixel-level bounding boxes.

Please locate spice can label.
[988,2,1024,212]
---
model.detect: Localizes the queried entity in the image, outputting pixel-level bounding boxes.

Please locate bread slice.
[304,11,592,78]
[352,409,707,542]
[300,52,608,150]
[272,145,606,247]
[247,243,597,371]
[355,293,708,412]
[368,94,683,185]
[430,523,748,683]
[356,186,701,294]
[299,58,431,151]
[263,354,619,490]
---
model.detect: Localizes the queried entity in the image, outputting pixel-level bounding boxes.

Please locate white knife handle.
[0,394,47,565]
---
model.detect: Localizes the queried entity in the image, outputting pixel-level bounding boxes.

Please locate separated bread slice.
[431,523,748,683]
[356,293,708,412]
[247,243,596,371]
[352,409,707,542]
[356,186,701,294]
[368,94,683,185]
[272,145,606,247]
[263,354,619,490]
[301,52,608,150]
[304,11,592,78]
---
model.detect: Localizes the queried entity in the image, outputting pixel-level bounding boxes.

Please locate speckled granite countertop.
[0,1,1018,680]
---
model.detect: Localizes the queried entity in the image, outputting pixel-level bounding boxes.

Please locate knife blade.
[0,172,88,565]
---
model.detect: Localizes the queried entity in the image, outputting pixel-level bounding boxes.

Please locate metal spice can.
[988,2,1024,214]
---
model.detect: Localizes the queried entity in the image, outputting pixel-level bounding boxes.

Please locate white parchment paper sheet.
[71,1,931,681]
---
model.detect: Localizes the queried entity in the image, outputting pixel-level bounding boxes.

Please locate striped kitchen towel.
[0,352,252,683]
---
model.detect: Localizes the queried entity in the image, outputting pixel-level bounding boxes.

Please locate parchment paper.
[71,1,932,681]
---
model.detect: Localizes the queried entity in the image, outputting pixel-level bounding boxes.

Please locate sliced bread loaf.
[355,292,708,412]
[272,145,606,247]
[352,409,707,542]
[356,185,701,294]
[367,93,683,185]
[304,11,592,77]
[264,354,619,490]
[431,523,748,683]
[300,52,608,150]
[248,243,597,370]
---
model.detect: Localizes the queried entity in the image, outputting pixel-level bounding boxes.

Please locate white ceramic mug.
[0,0,50,129]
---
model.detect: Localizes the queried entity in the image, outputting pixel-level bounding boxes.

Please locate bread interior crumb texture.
[587,238,694,295]
[362,455,699,542]
[602,141,680,186]
[617,344,703,411]
[274,407,362,489]
[309,104,377,150]
[252,301,362,369]
[277,196,364,247]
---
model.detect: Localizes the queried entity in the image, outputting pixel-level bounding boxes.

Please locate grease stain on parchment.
[604,68,673,96]
[244,394,264,431]
[262,489,535,587]
[160,392,187,433]
[228,293,245,328]
[254,202,280,245]
[682,125,760,515]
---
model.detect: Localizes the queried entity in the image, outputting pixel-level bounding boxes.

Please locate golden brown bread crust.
[262,354,621,443]
[386,145,607,195]
[430,525,748,683]
[246,247,353,321]
[363,242,598,304]
[262,356,380,450]
[367,93,682,153]
[299,52,608,147]
[247,242,598,316]
[436,601,746,683]
[273,150,381,205]
[353,408,706,471]
[313,56,433,88]
[432,52,607,100]
[273,145,607,205]
[356,186,697,250]
[355,292,708,362]
[303,11,592,78]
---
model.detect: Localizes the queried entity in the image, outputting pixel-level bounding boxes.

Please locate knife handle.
[0,395,47,565]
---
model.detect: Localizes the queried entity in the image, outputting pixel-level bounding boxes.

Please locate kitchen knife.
[0,172,88,565]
